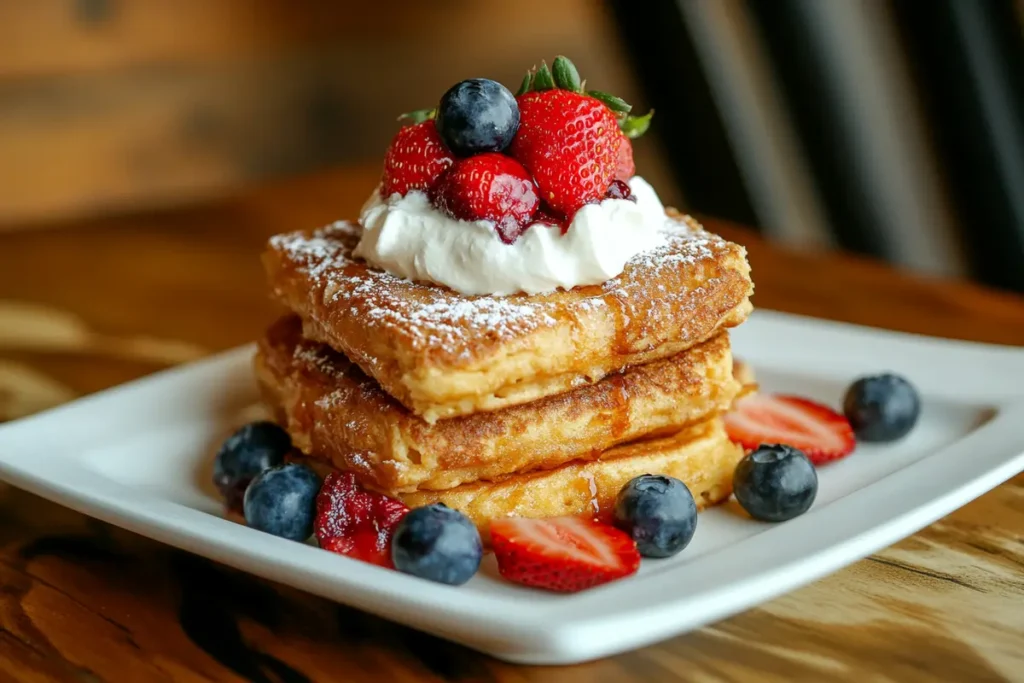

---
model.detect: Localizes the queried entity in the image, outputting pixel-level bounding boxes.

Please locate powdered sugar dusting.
[592,215,740,334]
[270,228,348,282]
[272,221,562,355]
[627,216,721,270]
[314,389,346,410]
[269,212,742,360]
[293,343,348,379]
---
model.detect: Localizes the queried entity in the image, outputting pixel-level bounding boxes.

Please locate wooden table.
[2,166,1023,682]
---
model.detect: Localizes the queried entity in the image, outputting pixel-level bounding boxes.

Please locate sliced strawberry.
[490,516,641,593]
[724,394,856,465]
[315,472,409,568]
[321,533,393,568]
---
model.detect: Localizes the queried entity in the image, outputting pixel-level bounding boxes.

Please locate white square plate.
[1,311,1022,665]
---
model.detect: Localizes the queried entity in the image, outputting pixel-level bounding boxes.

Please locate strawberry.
[381,120,455,198]
[429,153,539,244]
[490,516,641,593]
[315,472,409,568]
[510,89,621,218]
[613,130,635,181]
[723,394,856,466]
[605,179,635,201]
[508,56,653,220]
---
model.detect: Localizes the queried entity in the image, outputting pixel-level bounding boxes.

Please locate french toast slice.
[292,417,743,537]
[263,211,752,423]
[399,416,742,535]
[256,315,741,493]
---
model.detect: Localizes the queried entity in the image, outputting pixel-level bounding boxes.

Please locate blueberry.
[436,78,519,156]
[391,504,482,585]
[733,445,817,522]
[843,374,921,442]
[243,463,320,541]
[213,421,291,510]
[613,474,697,558]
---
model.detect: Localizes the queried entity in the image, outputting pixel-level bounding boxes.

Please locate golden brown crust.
[733,359,756,387]
[289,418,743,537]
[256,316,741,493]
[400,417,742,536]
[262,213,753,422]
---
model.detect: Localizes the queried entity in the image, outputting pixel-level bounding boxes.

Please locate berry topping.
[843,374,921,442]
[724,394,856,466]
[733,444,818,522]
[381,120,455,198]
[242,463,320,541]
[532,206,568,231]
[315,472,410,568]
[510,88,621,218]
[508,56,653,220]
[391,504,483,585]
[613,474,698,558]
[214,421,291,511]
[613,130,635,181]
[490,516,641,593]
[605,179,636,201]
[429,153,540,244]
[436,78,520,157]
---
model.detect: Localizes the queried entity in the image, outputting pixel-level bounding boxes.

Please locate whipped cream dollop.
[353,176,667,296]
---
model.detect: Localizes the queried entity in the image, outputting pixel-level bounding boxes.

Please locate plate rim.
[1,309,1022,664]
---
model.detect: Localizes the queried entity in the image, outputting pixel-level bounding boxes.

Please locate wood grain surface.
[0,0,677,227]
[0,166,1023,682]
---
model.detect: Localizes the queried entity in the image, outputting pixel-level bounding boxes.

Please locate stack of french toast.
[255,210,755,535]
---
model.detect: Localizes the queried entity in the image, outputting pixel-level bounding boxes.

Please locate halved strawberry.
[315,472,409,568]
[723,394,856,465]
[490,516,641,593]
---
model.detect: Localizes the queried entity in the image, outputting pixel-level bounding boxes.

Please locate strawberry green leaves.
[398,108,437,125]
[620,110,654,139]
[552,56,582,92]
[516,55,653,138]
[515,72,533,97]
[586,90,631,115]
[532,61,555,91]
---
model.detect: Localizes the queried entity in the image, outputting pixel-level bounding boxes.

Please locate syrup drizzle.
[583,471,600,517]
[601,289,631,355]
[606,373,631,439]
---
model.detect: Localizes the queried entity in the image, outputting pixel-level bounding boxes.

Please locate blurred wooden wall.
[0,0,674,228]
